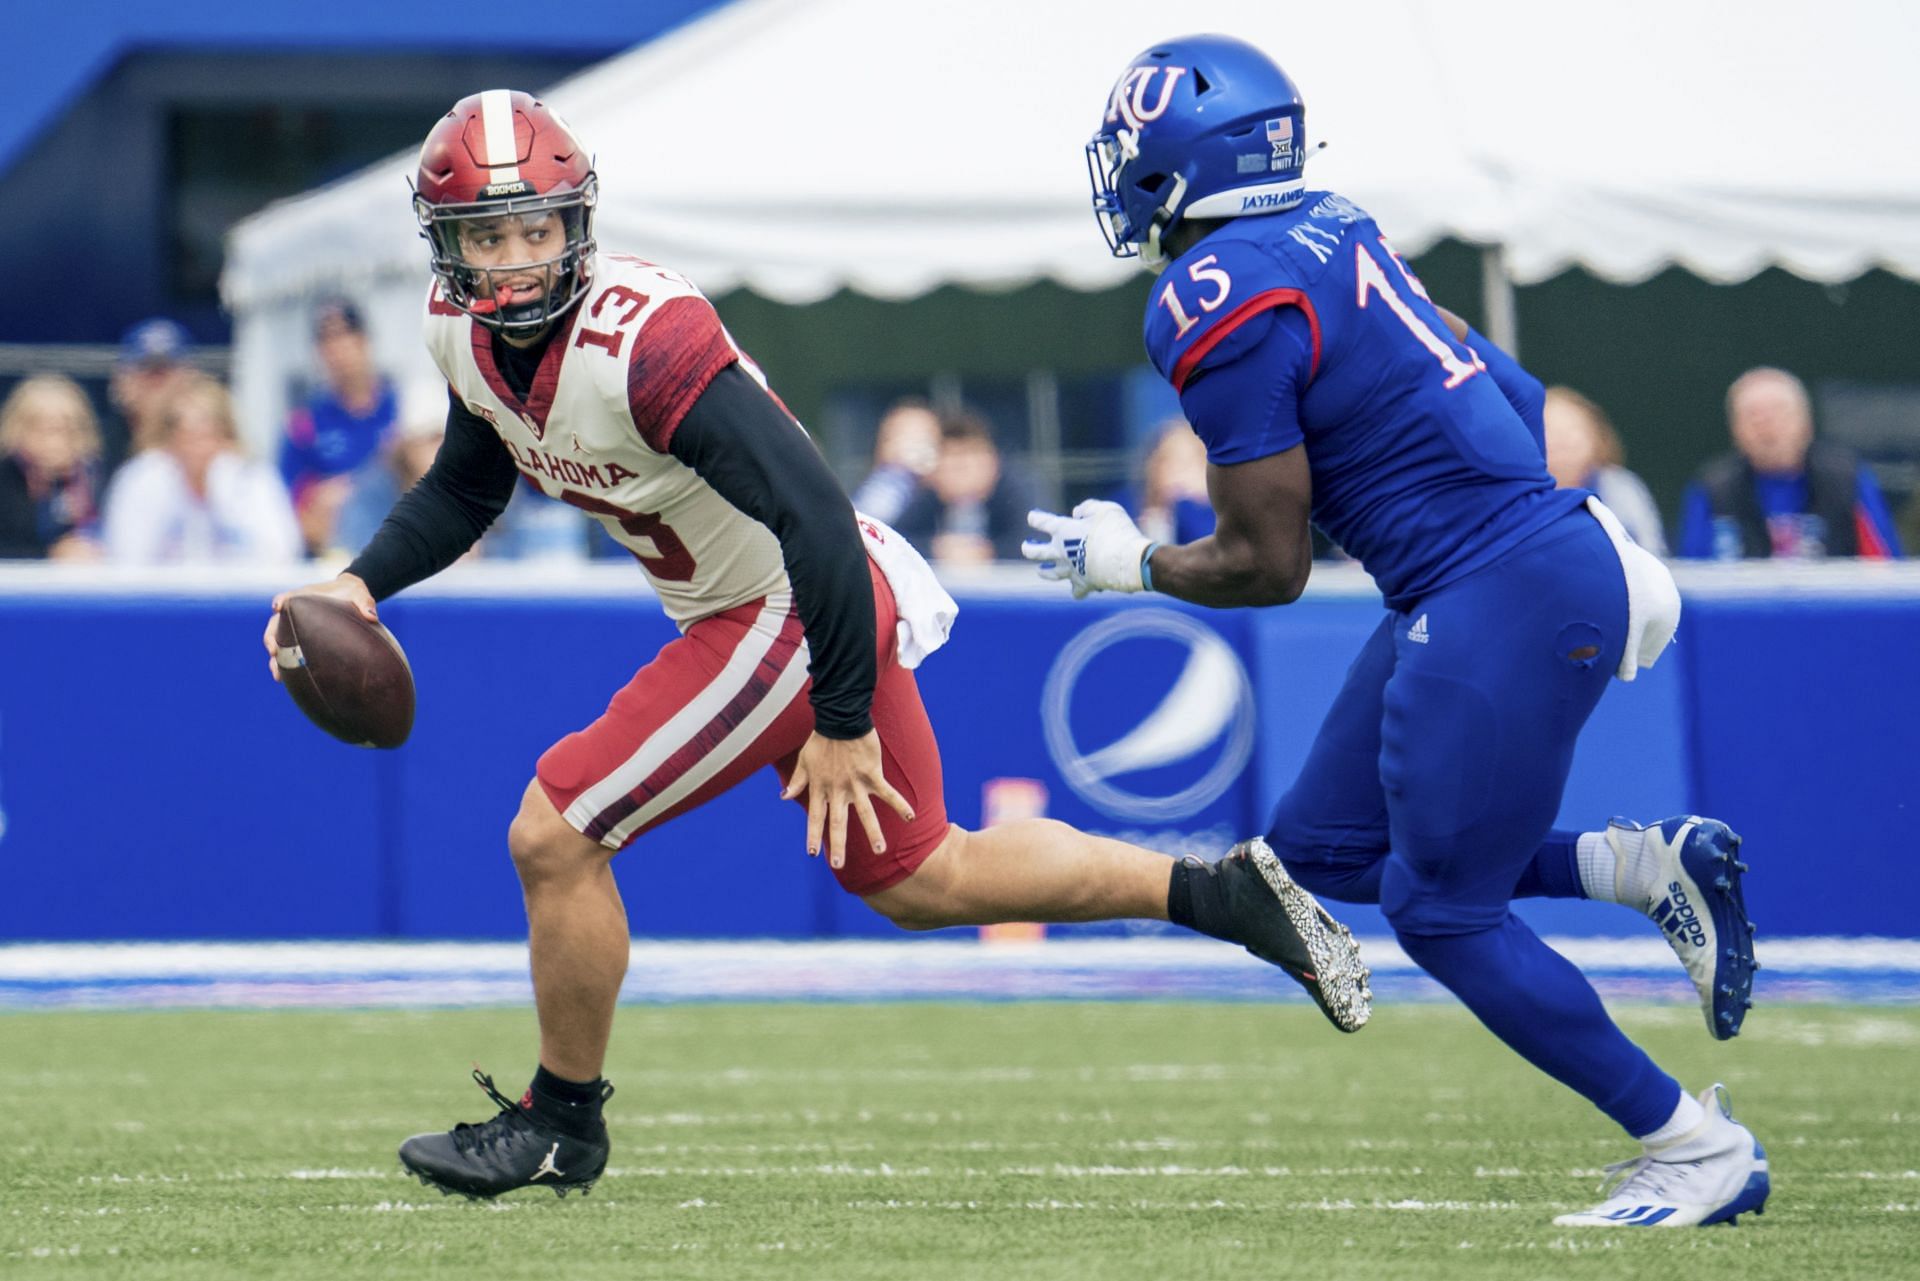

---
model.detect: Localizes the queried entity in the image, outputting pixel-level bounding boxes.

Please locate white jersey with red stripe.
[422,250,789,625]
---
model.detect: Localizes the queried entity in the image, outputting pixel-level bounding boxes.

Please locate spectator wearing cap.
[280,297,397,557]
[0,374,105,560]
[1679,367,1902,560]
[103,317,193,475]
[102,372,301,565]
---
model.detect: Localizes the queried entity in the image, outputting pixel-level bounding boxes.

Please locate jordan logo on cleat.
[1408,614,1430,644]
[530,1143,564,1180]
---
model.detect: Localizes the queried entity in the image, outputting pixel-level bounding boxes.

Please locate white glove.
[1022,500,1154,598]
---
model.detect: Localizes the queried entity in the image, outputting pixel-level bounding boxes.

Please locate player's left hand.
[782,730,915,870]
[1023,500,1153,598]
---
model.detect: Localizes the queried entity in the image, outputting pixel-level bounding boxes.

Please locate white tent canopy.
[222,0,1920,443]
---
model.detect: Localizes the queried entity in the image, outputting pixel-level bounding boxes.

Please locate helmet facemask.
[414,178,598,334]
[1085,129,1140,257]
[1087,125,1191,272]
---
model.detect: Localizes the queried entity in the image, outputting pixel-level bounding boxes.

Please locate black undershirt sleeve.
[345,390,521,601]
[669,364,876,740]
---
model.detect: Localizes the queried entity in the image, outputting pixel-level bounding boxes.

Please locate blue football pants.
[1266,512,1680,1137]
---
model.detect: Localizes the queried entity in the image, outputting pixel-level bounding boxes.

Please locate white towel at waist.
[857,512,958,670]
[1585,494,1681,682]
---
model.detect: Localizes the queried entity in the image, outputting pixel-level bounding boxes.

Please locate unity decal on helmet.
[1085,35,1316,268]
[1267,117,1294,170]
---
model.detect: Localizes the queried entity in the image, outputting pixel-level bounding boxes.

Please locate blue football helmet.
[1087,34,1310,266]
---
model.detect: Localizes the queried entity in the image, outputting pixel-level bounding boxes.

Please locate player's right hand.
[262,574,378,683]
[781,730,915,870]
[1024,502,1152,598]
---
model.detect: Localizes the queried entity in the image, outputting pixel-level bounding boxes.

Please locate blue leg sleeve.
[1377,515,1681,1136]
[1397,915,1681,1136]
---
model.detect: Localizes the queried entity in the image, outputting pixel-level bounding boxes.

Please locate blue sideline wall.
[0,581,1911,941]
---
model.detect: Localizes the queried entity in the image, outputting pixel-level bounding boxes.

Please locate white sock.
[1576,831,1617,902]
[1638,1088,1708,1150]
[1580,821,1668,907]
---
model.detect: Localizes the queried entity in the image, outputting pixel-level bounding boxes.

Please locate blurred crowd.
[0,300,596,570]
[2,298,1911,572]
[854,363,1909,570]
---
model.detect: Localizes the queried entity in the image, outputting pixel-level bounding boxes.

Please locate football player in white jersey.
[262,90,1371,1201]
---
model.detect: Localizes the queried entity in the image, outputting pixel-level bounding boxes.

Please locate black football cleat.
[1194,839,1373,1032]
[398,1069,612,1201]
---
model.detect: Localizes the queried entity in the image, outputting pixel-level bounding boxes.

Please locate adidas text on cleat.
[1616,816,1757,1039]
[1209,838,1373,1032]
[1554,1085,1770,1228]
[399,1069,612,1201]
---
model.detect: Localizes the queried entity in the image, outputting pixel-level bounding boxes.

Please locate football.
[275,595,416,749]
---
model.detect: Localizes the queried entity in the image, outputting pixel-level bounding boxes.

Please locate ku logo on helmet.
[1105,65,1189,131]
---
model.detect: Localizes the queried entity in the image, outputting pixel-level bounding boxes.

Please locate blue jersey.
[1142,190,1583,609]
[280,380,398,498]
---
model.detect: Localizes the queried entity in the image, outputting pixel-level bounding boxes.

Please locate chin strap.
[1141,173,1190,272]
[1139,143,1332,267]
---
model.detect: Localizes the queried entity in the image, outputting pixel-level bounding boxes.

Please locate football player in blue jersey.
[1026,34,1767,1228]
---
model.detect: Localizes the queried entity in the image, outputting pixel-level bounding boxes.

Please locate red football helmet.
[412,89,598,333]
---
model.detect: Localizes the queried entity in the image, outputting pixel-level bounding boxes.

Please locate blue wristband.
[1140,542,1161,592]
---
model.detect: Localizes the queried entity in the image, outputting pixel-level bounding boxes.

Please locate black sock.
[526,1064,606,1138]
[1167,856,1236,944]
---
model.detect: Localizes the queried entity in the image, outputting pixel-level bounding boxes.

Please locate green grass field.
[4,1002,1916,1279]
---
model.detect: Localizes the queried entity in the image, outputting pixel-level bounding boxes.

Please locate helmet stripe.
[479,89,522,183]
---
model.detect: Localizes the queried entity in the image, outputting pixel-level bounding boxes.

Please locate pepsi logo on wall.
[1041,609,1255,823]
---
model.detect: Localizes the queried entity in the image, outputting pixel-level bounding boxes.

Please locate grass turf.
[2,1002,1916,1279]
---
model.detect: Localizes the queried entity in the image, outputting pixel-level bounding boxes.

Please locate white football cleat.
[1610,816,1757,1039]
[1553,1085,1770,1228]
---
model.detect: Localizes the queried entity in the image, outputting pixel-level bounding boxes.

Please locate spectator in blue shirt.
[280,297,397,556]
[1679,367,1901,560]
[335,382,591,565]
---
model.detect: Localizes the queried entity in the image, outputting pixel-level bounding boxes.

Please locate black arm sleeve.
[670,364,876,740]
[345,391,520,601]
